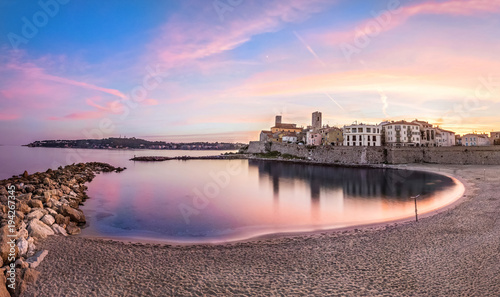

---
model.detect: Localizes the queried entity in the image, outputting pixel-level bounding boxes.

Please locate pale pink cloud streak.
[0,113,20,121]
[85,96,126,112]
[0,53,164,122]
[5,62,127,99]
[47,110,105,121]
[322,0,500,46]
[148,0,334,70]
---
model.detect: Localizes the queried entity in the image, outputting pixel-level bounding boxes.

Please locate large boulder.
[54,214,70,227]
[7,267,39,297]
[18,193,32,201]
[23,184,35,193]
[47,198,61,209]
[66,222,81,235]
[27,219,54,239]
[42,190,61,202]
[61,205,86,224]
[0,225,18,264]
[16,237,28,256]
[27,239,36,257]
[26,209,44,220]
[61,185,71,194]
[68,198,81,209]
[40,214,55,226]
[46,208,57,216]
[26,250,48,269]
[0,272,11,297]
[42,191,51,203]
[27,199,43,209]
[16,228,28,240]
[17,201,31,214]
[51,224,68,236]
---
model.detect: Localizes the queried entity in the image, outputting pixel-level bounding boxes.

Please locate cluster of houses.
[260,112,500,147]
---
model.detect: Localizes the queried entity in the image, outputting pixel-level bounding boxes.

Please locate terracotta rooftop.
[437,128,456,134]
[412,120,433,127]
[272,123,298,129]
[385,121,419,126]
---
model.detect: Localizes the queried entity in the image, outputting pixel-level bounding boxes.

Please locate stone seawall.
[247,141,500,165]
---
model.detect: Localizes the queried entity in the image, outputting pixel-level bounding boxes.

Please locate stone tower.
[312,111,322,130]
[275,115,282,126]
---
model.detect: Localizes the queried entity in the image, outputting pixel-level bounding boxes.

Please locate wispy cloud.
[0,113,20,121]
[5,61,127,99]
[147,0,334,71]
[321,0,500,46]
[48,111,105,121]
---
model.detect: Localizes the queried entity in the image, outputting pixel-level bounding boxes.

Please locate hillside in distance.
[25,137,244,150]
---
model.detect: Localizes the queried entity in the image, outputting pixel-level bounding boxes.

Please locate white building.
[412,120,437,147]
[343,123,382,147]
[436,128,456,146]
[383,121,421,147]
[282,133,298,143]
[462,134,490,146]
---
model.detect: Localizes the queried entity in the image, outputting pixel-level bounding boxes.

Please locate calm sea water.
[0,146,463,243]
[0,145,230,179]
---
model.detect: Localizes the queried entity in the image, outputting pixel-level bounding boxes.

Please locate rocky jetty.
[0,162,125,296]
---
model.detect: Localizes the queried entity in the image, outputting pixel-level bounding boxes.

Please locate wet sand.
[23,164,500,296]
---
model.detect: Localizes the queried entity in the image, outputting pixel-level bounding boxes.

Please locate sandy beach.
[22,164,500,296]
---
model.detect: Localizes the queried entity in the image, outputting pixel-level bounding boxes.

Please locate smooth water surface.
[82,159,463,243]
[0,146,463,243]
[0,145,231,179]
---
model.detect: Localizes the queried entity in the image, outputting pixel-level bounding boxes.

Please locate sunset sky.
[1,0,499,145]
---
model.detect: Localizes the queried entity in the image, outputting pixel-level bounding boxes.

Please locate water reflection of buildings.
[249,160,454,203]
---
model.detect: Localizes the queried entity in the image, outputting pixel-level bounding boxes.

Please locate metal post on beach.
[411,195,420,222]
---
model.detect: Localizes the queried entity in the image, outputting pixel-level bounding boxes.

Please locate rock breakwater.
[0,162,125,296]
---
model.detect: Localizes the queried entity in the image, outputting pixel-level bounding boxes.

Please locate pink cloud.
[5,62,127,99]
[0,52,158,122]
[404,0,499,16]
[85,96,126,113]
[147,0,334,71]
[47,110,105,121]
[0,113,20,121]
[143,99,159,106]
[322,0,500,46]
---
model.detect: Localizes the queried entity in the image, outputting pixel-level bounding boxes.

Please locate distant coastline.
[24,137,245,151]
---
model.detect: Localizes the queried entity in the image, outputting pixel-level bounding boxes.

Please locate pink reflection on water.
[80,159,463,243]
